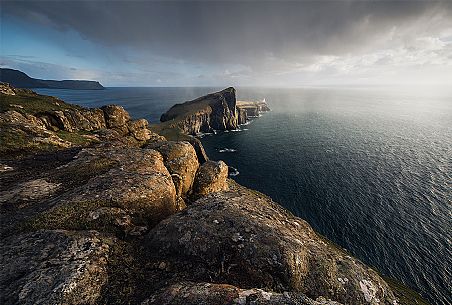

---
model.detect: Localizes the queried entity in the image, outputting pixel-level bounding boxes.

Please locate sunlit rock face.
[145,182,398,305]
[160,87,238,134]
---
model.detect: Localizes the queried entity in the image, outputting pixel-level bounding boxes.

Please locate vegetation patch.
[0,90,81,115]
[50,156,118,188]
[22,200,120,233]
[56,130,97,146]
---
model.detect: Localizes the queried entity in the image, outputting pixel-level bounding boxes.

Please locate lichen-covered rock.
[48,146,179,228]
[0,230,109,305]
[145,183,398,305]
[142,282,342,305]
[0,178,60,205]
[0,82,16,95]
[128,119,153,141]
[0,110,72,154]
[101,105,131,134]
[145,141,199,198]
[38,109,106,132]
[192,160,228,198]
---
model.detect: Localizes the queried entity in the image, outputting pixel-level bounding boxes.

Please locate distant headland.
[0,68,104,90]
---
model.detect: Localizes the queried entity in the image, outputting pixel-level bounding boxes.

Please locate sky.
[1,1,452,87]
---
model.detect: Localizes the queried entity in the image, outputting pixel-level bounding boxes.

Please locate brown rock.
[145,183,398,305]
[192,160,229,198]
[142,281,342,305]
[145,141,199,198]
[101,105,131,133]
[128,119,153,141]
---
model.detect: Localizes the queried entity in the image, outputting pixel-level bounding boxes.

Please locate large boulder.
[128,118,153,141]
[142,281,342,305]
[0,230,109,305]
[192,160,229,198]
[145,141,199,199]
[145,183,398,305]
[38,109,106,132]
[101,105,131,134]
[30,147,179,233]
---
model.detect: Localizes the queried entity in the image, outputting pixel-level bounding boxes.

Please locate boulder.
[192,160,229,198]
[145,183,398,305]
[35,147,179,231]
[128,119,153,141]
[0,230,109,305]
[101,105,130,134]
[142,281,342,305]
[145,141,199,198]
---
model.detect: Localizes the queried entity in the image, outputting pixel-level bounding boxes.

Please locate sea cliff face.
[160,87,270,135]
[0,83,427,305]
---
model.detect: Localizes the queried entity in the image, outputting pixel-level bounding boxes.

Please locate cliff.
[0,68,104,90]
[0,83,428,305]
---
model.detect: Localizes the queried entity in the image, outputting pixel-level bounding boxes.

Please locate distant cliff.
[160,87,270,135]
[0,68,104,90]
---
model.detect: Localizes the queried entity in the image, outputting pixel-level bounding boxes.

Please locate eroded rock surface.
[0,230,109,305]
[145,141,199,199]
[145,182,398,305]
[192,160,229,198]
[142,282,342,305]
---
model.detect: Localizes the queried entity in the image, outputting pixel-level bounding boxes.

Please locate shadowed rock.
[160,87,238,134]
[0,230,110,305]
[142,281,342,305]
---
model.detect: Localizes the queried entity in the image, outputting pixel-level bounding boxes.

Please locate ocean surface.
[35,86,451,304]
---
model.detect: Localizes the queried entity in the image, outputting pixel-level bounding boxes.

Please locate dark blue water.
[35,87,452,304]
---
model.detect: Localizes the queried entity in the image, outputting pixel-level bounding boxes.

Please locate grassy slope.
[0,89,82,115]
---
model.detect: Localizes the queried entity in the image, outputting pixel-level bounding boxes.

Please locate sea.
[35,86,452,305]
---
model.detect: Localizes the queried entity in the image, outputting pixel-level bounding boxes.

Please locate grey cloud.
[4,1,452,67]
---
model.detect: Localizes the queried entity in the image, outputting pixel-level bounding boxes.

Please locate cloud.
[2,1,452,86]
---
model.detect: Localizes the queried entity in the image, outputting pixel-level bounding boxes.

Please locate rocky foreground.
[0,83,427,304]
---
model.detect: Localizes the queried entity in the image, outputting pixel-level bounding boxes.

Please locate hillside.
[0,68,104,90]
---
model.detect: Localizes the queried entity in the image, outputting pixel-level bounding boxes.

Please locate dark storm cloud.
[4,0,451,67]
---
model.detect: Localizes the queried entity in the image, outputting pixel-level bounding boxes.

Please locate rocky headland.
[0,83,428,304]
[0,68,104,90]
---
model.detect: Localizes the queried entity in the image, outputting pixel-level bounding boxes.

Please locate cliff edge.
[0,83,428,305]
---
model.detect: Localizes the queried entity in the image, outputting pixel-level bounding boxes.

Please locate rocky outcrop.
[38,108,106,132]
[0,84,161,154]
[192,160,229,198]
[142,281,342,305]
[160,87,238,134]
[0,230,110,305]
[145,182,398,305]
[145,141,199,199]
[237,100,270,119]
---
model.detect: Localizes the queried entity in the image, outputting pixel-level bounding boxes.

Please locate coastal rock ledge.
[0,83,427,304]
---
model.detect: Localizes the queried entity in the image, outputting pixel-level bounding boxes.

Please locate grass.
[0,89,81,115]
[56,130,97,146]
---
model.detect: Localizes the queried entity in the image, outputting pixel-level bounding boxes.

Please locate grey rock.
[0,230,109,305]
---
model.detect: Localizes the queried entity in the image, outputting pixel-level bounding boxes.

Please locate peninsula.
[0,68,104,90]
[0,83,427,305]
